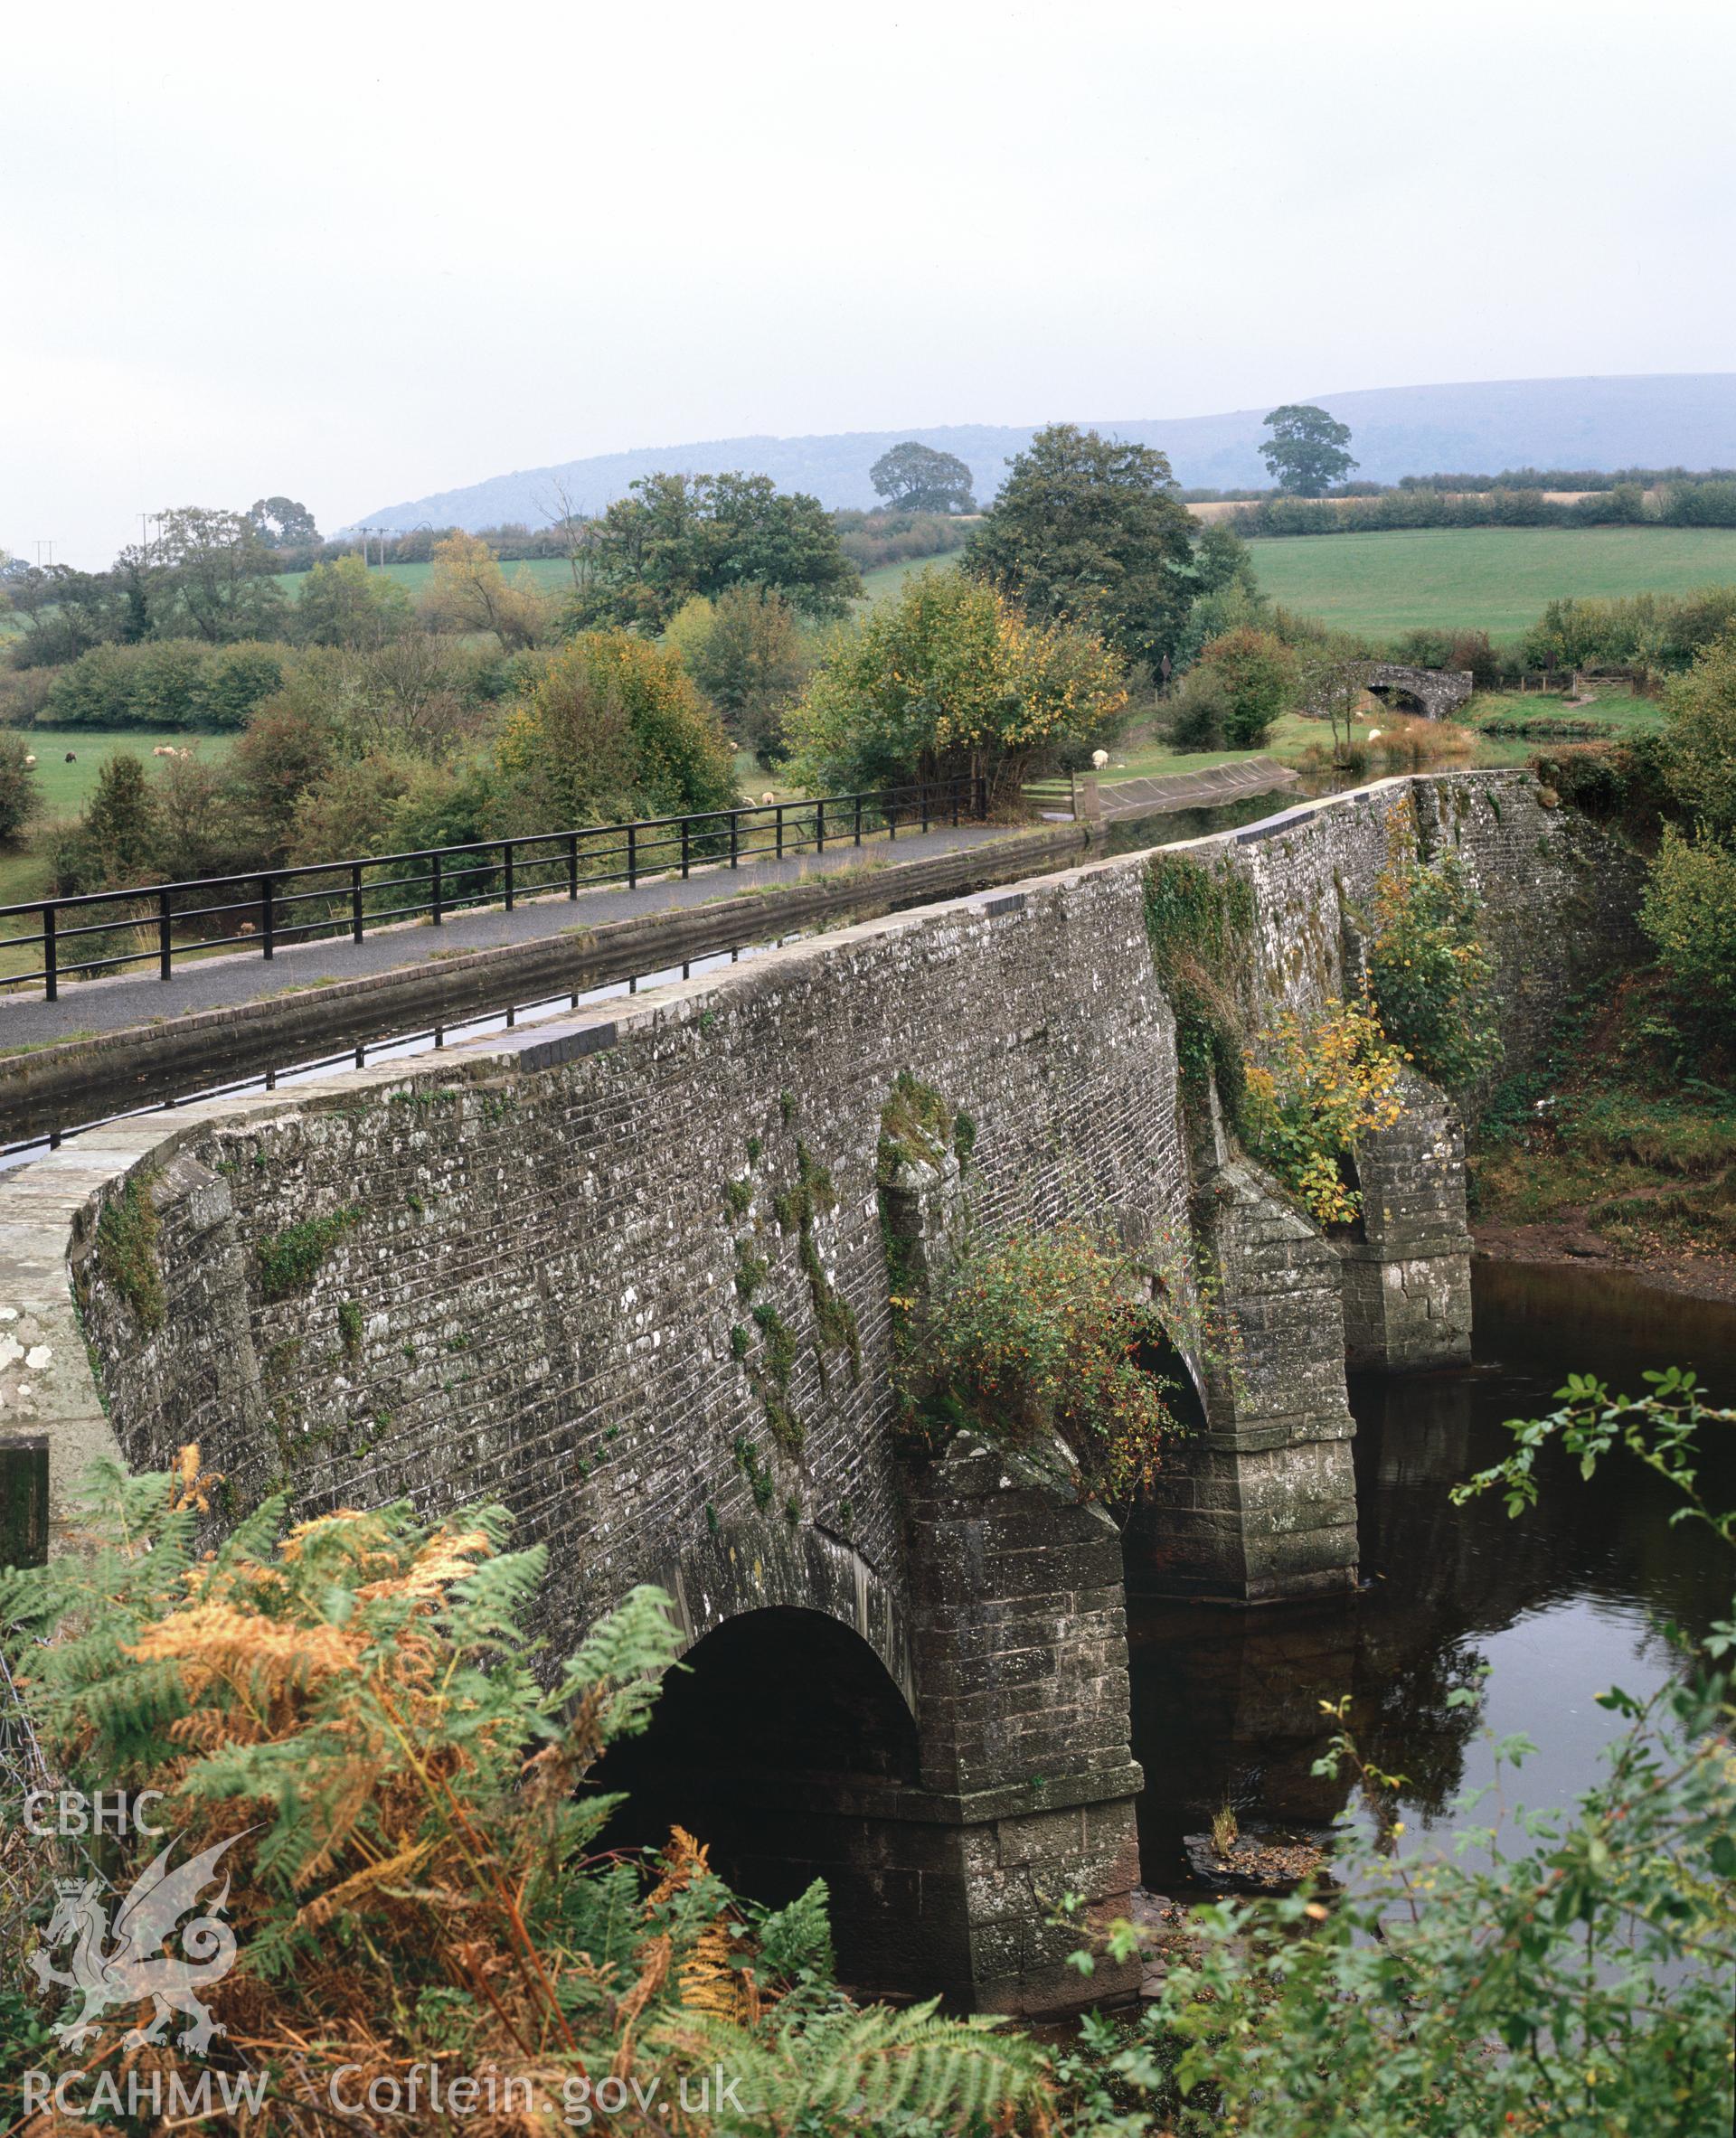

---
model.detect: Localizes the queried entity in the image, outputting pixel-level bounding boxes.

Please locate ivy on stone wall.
[1366,808,1503,1090]
[1142,853,1255,1111]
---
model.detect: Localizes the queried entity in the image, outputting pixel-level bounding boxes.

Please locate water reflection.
[1100,786,1299,855]
[1127,1261,1736,1886]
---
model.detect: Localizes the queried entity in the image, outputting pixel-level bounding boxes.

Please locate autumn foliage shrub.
[1241,994,1406,1226]
[0,1455,1051,2132]
[901,1225,1190,1499]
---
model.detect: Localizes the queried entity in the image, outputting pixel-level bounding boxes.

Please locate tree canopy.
[962,423,1198,672]
[247,494,322,548]
[665,585,807,769]
[417,532,549,651]
[869,442,976,514]
[566,471,862,634]
[292,554,413,648]
[1260,403,1358,495]
[786,564,1126,801]
[495,630,738,829]
[111,507,288,645]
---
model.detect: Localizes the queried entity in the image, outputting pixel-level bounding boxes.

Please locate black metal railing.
[0,775,986,1000]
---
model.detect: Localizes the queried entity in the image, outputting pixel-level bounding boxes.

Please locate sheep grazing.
[237,920,257,936]
[23,755,35,768]
[64,752,76,763]
[1091,748,1109,769]
[760,790,776,806]
[152,745,174,757]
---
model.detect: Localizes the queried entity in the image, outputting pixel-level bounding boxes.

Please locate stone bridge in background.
[1366,663,1476,720]
[0,770,1637,2016]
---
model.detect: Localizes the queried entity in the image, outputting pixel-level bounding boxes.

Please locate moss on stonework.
[337,1301,364,1359]
[256,1207,359,1303]
[95,1171,165,1332]
[752,1300,799,1387]
[877,1070,953,1185]
[731,1435,777,1512]
[800,1229,861,1380]
[733,1243,768,1302]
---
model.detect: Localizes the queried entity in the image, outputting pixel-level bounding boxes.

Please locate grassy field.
[859,556,957,603]
[271,559,578,602]
[276,554,935,608]
[0,730,236,916]
[1107,685,1664,783]
[1245,526,1736,643]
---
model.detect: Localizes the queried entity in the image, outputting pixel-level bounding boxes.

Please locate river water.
[1127,1260,1736,1887]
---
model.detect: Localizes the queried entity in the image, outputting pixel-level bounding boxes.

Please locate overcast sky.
[6,0,1734,565]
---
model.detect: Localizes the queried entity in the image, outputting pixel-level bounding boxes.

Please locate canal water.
[1127,1260,1736,1888]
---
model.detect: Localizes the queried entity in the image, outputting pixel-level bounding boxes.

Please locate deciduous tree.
[247,495,322,548]
[0,734,40,845]
[292,554,413,648]
[869,442,976,514]
[667,585,808,768]
[568,471,861,633]
[1260,403,1357,495]
[494,631,738,830]
[418,532,548,651]
[788,564,1125,802]
[964,424,1198,672]
[116,507,288,645]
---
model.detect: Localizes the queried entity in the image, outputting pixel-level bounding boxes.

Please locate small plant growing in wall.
[877,1070,955,1180]
[901,1224,1190,1502]
[337,1300,364,1360]
[256,1208,360,1303]
[1241,995,1405,1227]
[94,1171,165,1332]
[731,1434,777,1512]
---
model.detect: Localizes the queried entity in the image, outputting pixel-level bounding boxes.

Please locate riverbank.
[1468,967,1736,1307]
[1471,1223,1736,1305]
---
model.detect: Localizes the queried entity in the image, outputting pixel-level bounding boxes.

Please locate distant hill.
[350,374,1736,534]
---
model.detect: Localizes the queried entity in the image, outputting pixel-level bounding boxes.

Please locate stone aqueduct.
[0,769,1634,2015]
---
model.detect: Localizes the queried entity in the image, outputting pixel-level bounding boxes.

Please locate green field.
[278,554,932,608]
[1246,526,1736,643]
[272,558,578,602]
[0,730,236,917]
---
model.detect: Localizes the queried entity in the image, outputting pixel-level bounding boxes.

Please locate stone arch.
[593,1604,923,1987]
[655,1519,914,1709]
[1364,664,1474,721]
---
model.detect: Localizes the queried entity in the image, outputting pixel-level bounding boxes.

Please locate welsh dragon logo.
[30,1831,245,2056]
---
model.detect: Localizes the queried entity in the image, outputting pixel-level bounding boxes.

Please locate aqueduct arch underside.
[0,768,1638,2013]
